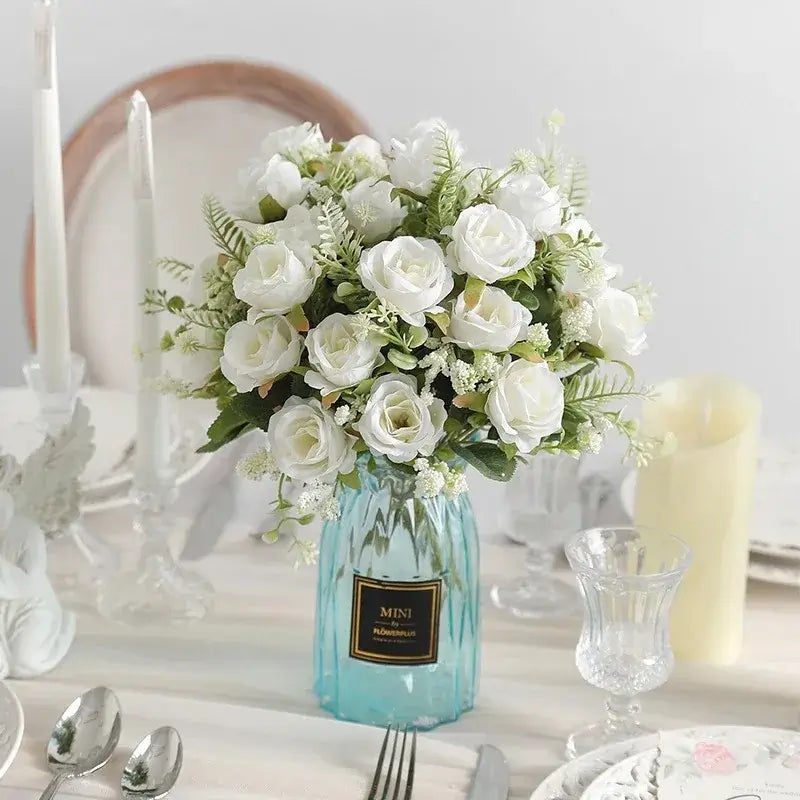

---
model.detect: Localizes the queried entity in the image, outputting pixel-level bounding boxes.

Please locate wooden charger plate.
[23,60,369,391]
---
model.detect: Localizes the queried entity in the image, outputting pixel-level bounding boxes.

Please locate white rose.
[264,204,321,267]
[261,122,329,164]
[305,313,385,395]
[357,236,453,326]
[356,374,446,463]
[337,134,388,179]
[388,118,463,195]
[486,359,564,453]
[233,242,320,317]
[268,398,356,482]
[446,203,534,283]
[447,286,532,352]
[343,179,407,244]
[235,155,309,222]
[220,316,303,393]
[493,174,561,240]
[587,288,647,360]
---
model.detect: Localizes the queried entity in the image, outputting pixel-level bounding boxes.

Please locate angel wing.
[15,400,95,536]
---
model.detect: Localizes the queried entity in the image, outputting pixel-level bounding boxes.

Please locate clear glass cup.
[564,526,692,759]
[491,451,582,618]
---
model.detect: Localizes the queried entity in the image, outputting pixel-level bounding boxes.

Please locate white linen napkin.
[2,686,476,799]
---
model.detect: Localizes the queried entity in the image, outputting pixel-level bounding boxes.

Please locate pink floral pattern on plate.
[693,742,738,774]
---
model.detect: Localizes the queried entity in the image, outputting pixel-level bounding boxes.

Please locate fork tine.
[367,726,392,800]
[391,728,408,800]
[403,730,417,800]
[381,727,400,800]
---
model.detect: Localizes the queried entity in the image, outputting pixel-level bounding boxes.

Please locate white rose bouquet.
[145,114,655,557]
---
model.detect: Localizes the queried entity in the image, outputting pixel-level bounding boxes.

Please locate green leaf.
[199,403,254,452]
[426,311,450,335]
[391,186,428,204]
[354,378,375,395]
[387,349,418,370]
[453,441,517,481]
[453,392,487,413]
[202,195,250,264]
[258,195,286,223]
[305,278,339,327]
[504,282,540,311]
[298,514,316,525]
[579,342,605,360]
[339,468,361,490]
[464,276,486,310]
[509,342,545,362]
[498,442,518,461]
[286,305,310,332]
[166,295,185,313]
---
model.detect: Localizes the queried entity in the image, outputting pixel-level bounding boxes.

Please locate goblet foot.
[490,575,579,619]
[565,714,653,760]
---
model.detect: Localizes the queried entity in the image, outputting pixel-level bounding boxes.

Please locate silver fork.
[367,725,417,800]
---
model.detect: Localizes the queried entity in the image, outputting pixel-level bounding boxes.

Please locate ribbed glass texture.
[313,454,480,729]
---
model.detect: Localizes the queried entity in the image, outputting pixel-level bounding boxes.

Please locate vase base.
[316,691,473,731]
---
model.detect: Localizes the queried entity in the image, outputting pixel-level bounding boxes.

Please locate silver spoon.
[40,686,122,800]
[121,727,183,799]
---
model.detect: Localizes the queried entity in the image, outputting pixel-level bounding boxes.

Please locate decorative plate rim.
[0,680,24,780]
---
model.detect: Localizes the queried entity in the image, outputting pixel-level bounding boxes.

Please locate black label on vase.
[349,575,442,665]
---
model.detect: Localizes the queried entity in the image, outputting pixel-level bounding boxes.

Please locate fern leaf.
[157,257,194,282]
[564,371,642,407]
[313,197,363,280]
[563,158,589,210]
[202,195,249,265]
[426,122,466,236]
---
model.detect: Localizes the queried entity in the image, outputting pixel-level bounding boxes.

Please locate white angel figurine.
[0,401,93,678]
[0,486,75,678]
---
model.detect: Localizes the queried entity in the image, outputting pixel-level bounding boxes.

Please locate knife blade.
[468,744,510,800]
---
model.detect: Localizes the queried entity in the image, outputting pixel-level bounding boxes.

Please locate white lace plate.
[529,735,657,800]
[580,725,800,800]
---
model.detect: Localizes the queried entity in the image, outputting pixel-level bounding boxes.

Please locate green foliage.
[157,257,194,282]
[259,196,286,223]
[563,158,589,210]
[452,441,517,482]
[425,122,466,237]
[313,197,364,282]
[202,195,249,265]
[564,370,644,411]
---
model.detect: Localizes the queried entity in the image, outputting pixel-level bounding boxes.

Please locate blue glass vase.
[313,454,480,729]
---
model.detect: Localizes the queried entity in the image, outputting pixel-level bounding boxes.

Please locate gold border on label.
[350,575,442,665]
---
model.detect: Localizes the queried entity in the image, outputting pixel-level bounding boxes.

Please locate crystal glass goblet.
[491,451,582,618]
[564,526,692,759]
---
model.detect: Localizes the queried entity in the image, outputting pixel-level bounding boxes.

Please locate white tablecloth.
[4,457,800,799]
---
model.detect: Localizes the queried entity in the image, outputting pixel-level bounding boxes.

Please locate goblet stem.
[605,694,643,735]
[525,543,556,575]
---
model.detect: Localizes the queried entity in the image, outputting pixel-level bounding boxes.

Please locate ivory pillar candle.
[128,91,170,491]
[634,375,761,665]
[32,0,71,393]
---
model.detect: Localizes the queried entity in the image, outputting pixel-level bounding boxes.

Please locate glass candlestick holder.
[23,352,119,604]
[97,478,214,625]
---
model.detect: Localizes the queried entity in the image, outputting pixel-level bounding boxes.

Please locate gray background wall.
[1,0,796,435]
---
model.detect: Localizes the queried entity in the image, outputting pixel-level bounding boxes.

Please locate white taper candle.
[128,91,170,491]
[32,0,71,393]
